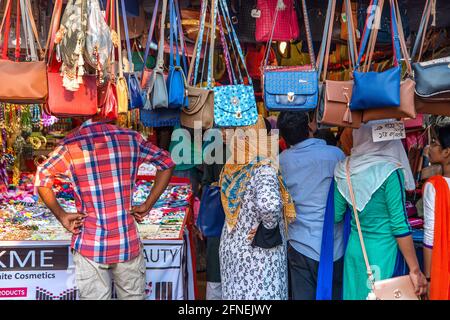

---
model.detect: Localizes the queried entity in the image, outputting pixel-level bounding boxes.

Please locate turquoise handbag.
[210,0,258,127]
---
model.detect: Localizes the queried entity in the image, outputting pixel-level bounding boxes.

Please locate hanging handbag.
[85,0,112,77]
[180,0,214,130]
[410,0,450,116]
[345,158,419,300]
[144,0,169,110]
[0,0,48,104]
[236,0,258,43]
[361,0,416,122]
[316,0,362,128]
[262,0,318,112]
[197,184,226,238]
[349,0,401,111]
[58,0,90,92]
[45,0,97,117]
[121,0,144,109]
[166,0,188,109]
[211,0,258,127]
[255,0,300,42]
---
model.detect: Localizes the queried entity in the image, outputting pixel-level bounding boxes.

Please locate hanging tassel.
[343,106,353,124]
[77,54,85,84]
[277,0,286,11]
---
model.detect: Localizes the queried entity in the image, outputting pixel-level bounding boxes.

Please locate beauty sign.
[372,121,406,143]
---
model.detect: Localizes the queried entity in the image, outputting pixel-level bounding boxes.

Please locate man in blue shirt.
[278,111,345,300]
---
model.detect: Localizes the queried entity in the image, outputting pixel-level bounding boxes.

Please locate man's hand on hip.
[130,203,152,223]
[60,212,87,235]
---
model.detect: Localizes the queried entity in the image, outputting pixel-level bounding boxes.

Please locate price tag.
[372,121,406,142]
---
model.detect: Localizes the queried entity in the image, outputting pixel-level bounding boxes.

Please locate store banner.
[0,240,191,300]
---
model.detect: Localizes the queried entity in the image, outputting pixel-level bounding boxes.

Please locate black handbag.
[236,0,258,43]
[251,222,283,249]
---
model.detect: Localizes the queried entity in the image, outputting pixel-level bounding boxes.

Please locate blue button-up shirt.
[280,138,345,262]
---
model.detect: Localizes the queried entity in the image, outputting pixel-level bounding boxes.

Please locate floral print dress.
[219,165,288,300]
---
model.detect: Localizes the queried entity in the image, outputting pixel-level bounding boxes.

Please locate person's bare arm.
[423,246,432,298]
[396,236,428,296]
[130,167,174,223]
[37,186,87,234]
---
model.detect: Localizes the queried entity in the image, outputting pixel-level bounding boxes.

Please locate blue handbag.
[350,0,402,111]
[197,185,225,238]
[167,0,188,109]
[262,0,318,112]
[140,92,180,127]
[121,0,144,109]
[210,0,258,127]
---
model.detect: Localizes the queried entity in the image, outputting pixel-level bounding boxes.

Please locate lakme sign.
[0,247,69,271]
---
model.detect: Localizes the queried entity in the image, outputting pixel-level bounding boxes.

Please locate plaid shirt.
[34,120,175,264]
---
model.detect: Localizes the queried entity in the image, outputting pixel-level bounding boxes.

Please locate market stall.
[0,173,197,300]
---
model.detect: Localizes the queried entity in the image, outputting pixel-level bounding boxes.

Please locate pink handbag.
[255,0,300,42]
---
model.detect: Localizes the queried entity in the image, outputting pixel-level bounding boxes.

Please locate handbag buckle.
[235,110,242,119]
[393,289,402,299]
[287,92,295,103]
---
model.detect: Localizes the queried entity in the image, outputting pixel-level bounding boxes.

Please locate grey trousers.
[73,251,146,300]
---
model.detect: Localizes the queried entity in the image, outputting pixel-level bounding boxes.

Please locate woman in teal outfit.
[334,121,427,300]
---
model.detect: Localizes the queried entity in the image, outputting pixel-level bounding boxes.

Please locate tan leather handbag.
[180,2,214,130]
[345,158,419,300]
[362,0,416,122]
[317,0,362,129]
[0,0,48,104]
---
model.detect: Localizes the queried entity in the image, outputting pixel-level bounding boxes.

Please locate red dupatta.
[427,175,450,300]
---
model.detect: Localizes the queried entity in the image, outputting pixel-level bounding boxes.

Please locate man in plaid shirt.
[35,119,175,300]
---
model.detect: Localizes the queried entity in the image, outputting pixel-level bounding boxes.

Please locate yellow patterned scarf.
[220,116,295,233]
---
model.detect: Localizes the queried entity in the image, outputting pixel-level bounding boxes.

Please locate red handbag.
[255,0,300,42]
[45,0,98,117]
[99,82,118,120]
[46,73,98,117]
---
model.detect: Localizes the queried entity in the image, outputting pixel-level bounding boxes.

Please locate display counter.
[0,175,197,300]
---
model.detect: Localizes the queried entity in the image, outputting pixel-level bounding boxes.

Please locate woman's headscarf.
[220,116,295,232]
[335,120,415,212]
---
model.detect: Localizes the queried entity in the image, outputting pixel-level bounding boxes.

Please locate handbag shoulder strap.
[219,0,252,85]
[141,0,159,78]
[44,0,63,64]
[411,0,434,62]
[263,0,315,68]
[174,0,189,73]
[207,0,218,88]
[317,0,335,82]
[0,0,12,59]
[357,0,401,71]
[116,0,124,78]
[23,0,44,59]
[187,0,207,86]
[121,0,134,72]
[394,0,412,77]
[345,158,376,288]
[156,0,168,69]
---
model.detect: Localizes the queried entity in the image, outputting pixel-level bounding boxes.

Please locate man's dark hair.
[315,129,338,146]
[436,123,450,149]
[277,111,310,146]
